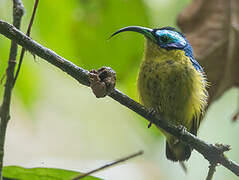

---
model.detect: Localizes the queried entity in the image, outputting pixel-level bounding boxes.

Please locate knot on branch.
[214,143,231,153]
[205,143,231,164]
[89,67,116,98]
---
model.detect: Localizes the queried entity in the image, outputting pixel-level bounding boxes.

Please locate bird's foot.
[178,125,187,139]
[89,67,116,98]
[147,122,152,128]
[147,108,157,128]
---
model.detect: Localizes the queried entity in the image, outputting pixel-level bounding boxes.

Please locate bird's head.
[110,26,203,72]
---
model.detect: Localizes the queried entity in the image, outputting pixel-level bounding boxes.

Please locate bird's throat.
[144,39,186,63]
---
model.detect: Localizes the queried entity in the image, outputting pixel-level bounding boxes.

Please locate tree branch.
[206,163,217,180]
[0,1,24,179]
[0,20,239,177]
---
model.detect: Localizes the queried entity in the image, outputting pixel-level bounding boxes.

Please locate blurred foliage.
[145,0,191,27]
[3,166,101,180]
[0,0,190,107]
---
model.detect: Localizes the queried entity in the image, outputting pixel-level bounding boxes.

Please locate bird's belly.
[137,60,196,127]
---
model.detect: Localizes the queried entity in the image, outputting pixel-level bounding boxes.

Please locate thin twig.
[0,1,24,179]
[0,21,239,177]
[71,151,143,180]
[13,0,39,86]
[206,163,217,180]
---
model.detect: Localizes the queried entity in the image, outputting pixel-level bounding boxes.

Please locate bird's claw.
[178,125,187,138]
[147,108,157,128]
[148,122,152,128]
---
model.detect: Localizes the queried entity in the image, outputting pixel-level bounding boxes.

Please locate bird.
[110,26,208,162]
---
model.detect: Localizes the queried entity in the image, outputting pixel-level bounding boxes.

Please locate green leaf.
[3,166,102,180]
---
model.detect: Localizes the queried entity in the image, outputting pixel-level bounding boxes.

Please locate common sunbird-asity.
[111,26,208,162]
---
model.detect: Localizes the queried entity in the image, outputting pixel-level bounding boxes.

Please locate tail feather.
[179,161,188,173]
[166,141,192,162]
[165,117,199,162]
[166,141,177,161]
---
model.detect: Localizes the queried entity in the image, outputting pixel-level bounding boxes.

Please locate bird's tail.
[165,141,192,162]
[179,161,188,173]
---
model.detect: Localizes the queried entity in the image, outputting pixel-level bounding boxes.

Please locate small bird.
[111,26,208,162]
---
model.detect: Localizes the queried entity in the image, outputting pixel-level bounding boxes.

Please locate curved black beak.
[109,26,155,41]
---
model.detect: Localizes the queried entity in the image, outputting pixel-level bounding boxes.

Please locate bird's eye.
[160,35,170,43]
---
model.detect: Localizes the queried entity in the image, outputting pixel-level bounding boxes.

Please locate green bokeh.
[0,0,191,107]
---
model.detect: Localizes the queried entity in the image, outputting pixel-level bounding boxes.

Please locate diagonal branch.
[206,163,217,180]
[0,1,24,179]
[0,20,239,177]
[72,151,143,180]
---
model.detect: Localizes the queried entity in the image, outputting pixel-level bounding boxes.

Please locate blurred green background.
[0,0,239,179]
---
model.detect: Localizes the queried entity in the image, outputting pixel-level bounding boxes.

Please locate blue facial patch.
[155,30,187,49]
[155,29,203,72]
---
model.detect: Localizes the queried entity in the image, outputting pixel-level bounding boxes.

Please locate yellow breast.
[137,40,208,131]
